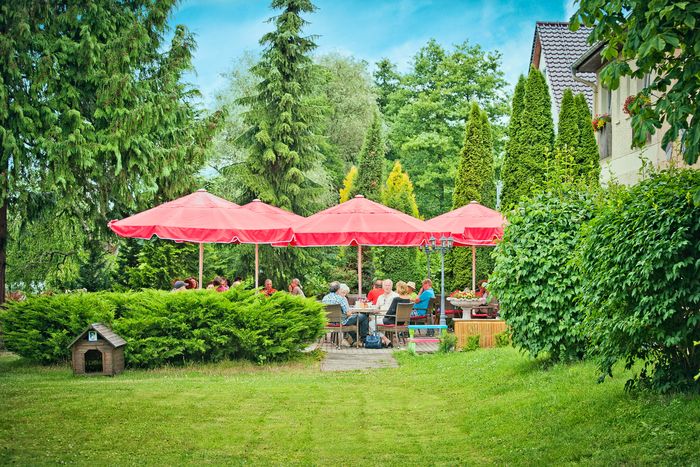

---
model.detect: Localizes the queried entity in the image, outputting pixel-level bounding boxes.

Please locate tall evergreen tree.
[449,103,497,290]
[556,89,580,150]
[238,0,327,216]
[373,161,420,281]
[373,58,401,116]
[353,112,385,201]
[339,166,357,203]
[501,75,527,209]
[501,67,554,209]
[574,94,601,184]
[0,1,217,301]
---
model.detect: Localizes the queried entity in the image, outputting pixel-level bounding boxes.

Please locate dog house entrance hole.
[84,349,103,373]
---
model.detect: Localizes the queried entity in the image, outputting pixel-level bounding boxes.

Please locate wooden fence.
[454,319,507,349]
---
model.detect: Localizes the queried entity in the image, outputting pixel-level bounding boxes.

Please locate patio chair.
[377,303,413,346]
[323,304,360,348]
[410,297,437,327]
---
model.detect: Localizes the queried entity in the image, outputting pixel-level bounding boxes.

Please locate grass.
[1,348,699,465]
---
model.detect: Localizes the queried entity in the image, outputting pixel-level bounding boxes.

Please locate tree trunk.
[0,198,6,303]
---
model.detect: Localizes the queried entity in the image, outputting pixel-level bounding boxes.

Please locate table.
[348,307,383,331]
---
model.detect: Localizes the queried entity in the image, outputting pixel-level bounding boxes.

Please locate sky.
[171,0,578,107]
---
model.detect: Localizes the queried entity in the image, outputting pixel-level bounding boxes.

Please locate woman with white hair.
[322,281,368,346]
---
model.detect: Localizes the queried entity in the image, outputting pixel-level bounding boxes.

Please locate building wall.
[593,72,699,185]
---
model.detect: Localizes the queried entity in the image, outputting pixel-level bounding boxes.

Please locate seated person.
[376,279,399,310]
[382,281,413,325]
[288,278,305,297]
[412,278,435,317]
[366,280,384,305]
[231,276,243,287]
[216,276,229,292]
[322,281,368,346]
[406,281,418,300]
[261,279,277,296]
[171,280,187,292]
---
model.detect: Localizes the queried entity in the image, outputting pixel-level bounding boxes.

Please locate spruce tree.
[501,67,554,209]
[238,0,327,216]
[449,103,497,290]
[501,75,527,209]
[353,112,385,201]
[373,161,420,281]
[574,94,601,184]
[339,166,358,203]
[556,89,580,150]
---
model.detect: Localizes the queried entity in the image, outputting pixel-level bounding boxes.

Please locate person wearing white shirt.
[376,279,399,310]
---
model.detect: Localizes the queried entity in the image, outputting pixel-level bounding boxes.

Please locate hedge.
[0,288,325,367]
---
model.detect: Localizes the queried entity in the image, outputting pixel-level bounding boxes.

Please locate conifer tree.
[238,0,327,216]
[574,94,601,184]
[501,75,527,209]
[353,112,385,201]
[373,161,420,281]
[501,67,554,209]
[449,103,497,290]
[556,89,580,150]
[339,166,358,203]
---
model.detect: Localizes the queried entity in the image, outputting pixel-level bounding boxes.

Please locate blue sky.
[171,0,577,107]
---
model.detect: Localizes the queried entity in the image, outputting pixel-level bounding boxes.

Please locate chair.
[323,304,360,348]
[377,303,413,346]
[410,297,437,327]
[346,294,364,306]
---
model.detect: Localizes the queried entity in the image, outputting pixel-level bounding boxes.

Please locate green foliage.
[574,93,601,184]
[501,67,555,210]
[556,89,580,151]
[374,58,401,115]
[579,169,700,393]
[1,288,326,366]
[501,75,527,210]
[462,334,480,352]
[0,1,218,299]
[438,330,457,353]
[571,0,700,165]
[237,0,329,215]
[119,240,199,290]
[494,331,512,348]
[339,166,358,203]
[489,186,595,362]
[385,40,509,218]
[353,113,385,201]
[373,161,420,281]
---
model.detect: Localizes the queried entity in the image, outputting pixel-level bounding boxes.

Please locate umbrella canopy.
[425,200,505,246]
[240,199,305,288]
[108,190,295,288]
[424,200,506,292]
[108,190,293,244]
[291,195,429,295]
[292,195,429,247]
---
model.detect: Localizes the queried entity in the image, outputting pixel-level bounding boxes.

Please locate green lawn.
[1,348,698,465]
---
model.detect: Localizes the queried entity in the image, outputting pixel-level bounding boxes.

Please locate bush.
[579,169,700,393]
[494,331,511,348]
[489,188,595,362]
[462,334,480,352]
[438,331,457,353]
[1,288,326,367]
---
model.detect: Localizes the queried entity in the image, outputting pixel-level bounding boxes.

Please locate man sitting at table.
[322,281,368,346]
[261,279,277,296]
[366,279,384,305]
[376,279,399,310]
[412,278,435,317]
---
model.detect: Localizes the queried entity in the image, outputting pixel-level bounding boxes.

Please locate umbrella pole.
[255,244,259,289]
[198,243,204,289]
[357,245,362,296]
[471,245,476,292]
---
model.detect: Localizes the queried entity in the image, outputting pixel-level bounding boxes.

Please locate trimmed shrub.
[1,288,325,367]
[463,334,480,352]
[494,331,511,348]
[579,169,700,393]
[489,188,595,362]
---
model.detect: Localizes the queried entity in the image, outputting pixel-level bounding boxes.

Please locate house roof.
[68,323,127,349]
[530,22,596,110]
[571,41,606,73]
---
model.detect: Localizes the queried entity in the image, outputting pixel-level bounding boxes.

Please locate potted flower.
[623,94,651,116]
[591,113,611,132]
[447,290,486,311]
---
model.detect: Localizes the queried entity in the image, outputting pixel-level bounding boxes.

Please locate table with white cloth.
[347,306,384,332]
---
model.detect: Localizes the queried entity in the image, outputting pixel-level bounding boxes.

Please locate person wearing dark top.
[383,281,413,325]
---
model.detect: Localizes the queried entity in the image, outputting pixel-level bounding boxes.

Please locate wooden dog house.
[68,323,126,376]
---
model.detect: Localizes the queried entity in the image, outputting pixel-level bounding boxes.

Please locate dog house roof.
[67,323,127,349]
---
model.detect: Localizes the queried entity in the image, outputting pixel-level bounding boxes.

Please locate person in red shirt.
[261,279,277,296]
[366,279,384,305]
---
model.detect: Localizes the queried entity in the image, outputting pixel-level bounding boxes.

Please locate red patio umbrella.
[291,195,429,295]
[240,199,305,288]
[108,190,294,288]
[425,200,506,291]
